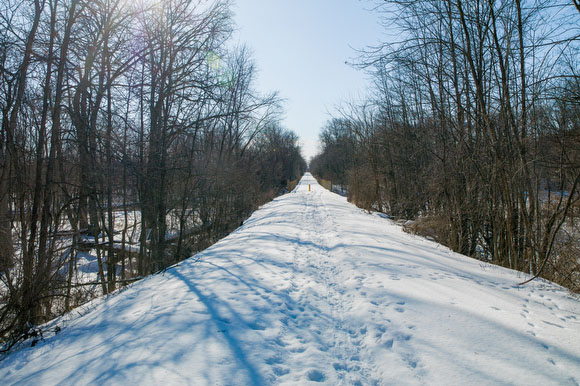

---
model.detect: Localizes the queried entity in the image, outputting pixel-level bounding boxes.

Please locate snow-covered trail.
[2,173,580,385]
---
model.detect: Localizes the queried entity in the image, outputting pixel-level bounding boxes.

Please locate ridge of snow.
[1,173,579,385]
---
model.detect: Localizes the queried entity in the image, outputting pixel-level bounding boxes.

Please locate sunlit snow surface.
[2,174,579,385]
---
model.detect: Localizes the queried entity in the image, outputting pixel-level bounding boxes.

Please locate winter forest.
[0,0,305,346]
[1,0,580,380]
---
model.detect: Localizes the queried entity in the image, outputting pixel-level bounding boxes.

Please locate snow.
[2,173,580,385]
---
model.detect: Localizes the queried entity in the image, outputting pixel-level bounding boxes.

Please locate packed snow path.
[2,174,580,385]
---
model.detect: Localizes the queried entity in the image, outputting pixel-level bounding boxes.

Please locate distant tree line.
[312,0,580,291]
[0,0,305,347]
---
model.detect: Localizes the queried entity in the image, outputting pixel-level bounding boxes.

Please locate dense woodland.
[0,0,306,346]
[312,1,580,292]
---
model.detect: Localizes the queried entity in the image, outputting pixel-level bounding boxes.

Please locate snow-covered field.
[2,173,579,385]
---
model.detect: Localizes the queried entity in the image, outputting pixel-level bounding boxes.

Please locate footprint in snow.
[247,321,266,331]
[265,356,284,365]
[272,366,290,376]
[274,337,287,347]
[306,369,326,382]
[395,332,412,342]
[404,355,418,369]
[542,320,564,328]
[349,364,361,372]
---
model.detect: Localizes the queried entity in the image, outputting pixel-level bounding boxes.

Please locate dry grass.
[403,215,450,246]
[287,178,301,192]
[316,178,332,191]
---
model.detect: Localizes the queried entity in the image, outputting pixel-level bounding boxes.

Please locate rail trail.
[1,174,579,385]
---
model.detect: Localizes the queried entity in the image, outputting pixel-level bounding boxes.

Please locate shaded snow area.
[2,174,580,385]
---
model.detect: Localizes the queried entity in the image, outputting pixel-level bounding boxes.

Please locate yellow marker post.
[309,184,311,192]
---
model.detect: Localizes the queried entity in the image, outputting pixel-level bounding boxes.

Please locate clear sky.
[232,0,384,161]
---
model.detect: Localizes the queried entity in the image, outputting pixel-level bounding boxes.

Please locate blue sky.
[232,0,384,161]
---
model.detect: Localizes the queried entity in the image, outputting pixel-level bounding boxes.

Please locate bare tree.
[0,0,306,347]
[312,0,580,290]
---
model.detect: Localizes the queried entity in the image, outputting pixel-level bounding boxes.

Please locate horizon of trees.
[0,0,306,347]
[312,0,580,292]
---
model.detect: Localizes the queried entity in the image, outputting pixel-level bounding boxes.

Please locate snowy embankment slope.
[2,173,579,385]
